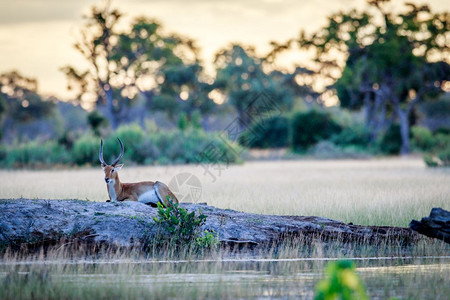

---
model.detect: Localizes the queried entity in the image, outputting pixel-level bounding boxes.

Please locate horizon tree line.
[1,0,449,154]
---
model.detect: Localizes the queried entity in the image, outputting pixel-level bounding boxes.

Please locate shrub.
[0,125,241,168]
[178,112,189,131]
[100,124,145,164]
[72,134,98,165]
[422,132,450,167]
[411,126,435,151]
[239,115,290,149]
[152,201,207,247]
[378,124,402,155]
[134,138,161,165]
[434,133,450,150]
[434,134,450,167]
[48,143,71,165]
[435,127,450,135]
[191,110,203,130]
[291,110,342,151]
[331,124,370,147]
[105,125,240,166]
[4,141,69,168]
[143,129,240,165]
[438,147,450,166]
[196,230,219,249]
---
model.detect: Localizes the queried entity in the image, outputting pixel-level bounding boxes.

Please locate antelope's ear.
[114,164,124,171]
[101,163,106,170]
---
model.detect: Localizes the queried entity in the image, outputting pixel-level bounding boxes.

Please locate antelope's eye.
[111,169,115,173]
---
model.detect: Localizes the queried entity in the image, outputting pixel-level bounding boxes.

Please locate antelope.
[99,138,178,207]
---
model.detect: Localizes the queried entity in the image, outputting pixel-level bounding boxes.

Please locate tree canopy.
[284,0,450,154]
[0,71,53,123]
[62,2,215,128]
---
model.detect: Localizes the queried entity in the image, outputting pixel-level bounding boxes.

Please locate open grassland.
[0,158,448,227]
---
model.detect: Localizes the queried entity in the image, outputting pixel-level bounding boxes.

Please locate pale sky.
[0,0,448,99]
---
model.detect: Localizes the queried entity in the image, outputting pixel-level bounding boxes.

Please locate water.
[1,256,449,299]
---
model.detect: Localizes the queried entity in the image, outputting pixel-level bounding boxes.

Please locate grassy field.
[0,157,448,226]
[1,158,450,299]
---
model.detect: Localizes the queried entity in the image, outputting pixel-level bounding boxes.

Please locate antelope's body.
[100,139,178,207]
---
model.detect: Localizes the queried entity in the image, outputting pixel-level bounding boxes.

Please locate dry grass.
[0,158,449,226]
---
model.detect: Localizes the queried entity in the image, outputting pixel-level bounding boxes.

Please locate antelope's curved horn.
[111,138,124,166]
[99,139,107,166]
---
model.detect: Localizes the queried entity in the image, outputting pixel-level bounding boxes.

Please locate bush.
[191,110,203,130]
[72,134,99,165]
[4,141,69,168]
[178,112,189,131]
[411,126,435,151]
[331,124,370,148]
[115,124,145,162]
[99,124,146,164]
[435,127,450,135]
[97,126,240,166]
[434,133,450,150]
[0,124,242,168]
[239,115,290,149]
[196,230,219,249]
[142,129,240,165]
[378,124,402,155]
[291,110,342,151]
[438,147,450,166]
[152,201,207,247]
[422,132,450,167]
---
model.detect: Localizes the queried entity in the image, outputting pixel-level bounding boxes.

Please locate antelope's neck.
[108,176,122,202]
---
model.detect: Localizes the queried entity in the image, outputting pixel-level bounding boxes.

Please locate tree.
[63,2,216,128]
[213,44,293,128]
[290,0,450,154]
[0,71,55,142]
[111,17,215,119]
[0,71,53,123]
[154,57,216,119]
[61,1,123,129]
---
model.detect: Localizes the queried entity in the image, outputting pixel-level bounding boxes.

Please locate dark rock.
[0,199,421,251]
[410,207,450,244]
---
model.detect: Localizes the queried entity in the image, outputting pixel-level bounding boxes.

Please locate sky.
[0,0,448,99]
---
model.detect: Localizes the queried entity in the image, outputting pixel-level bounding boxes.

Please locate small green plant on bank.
[314,260,368,300]
[153,200,207,247]
[196,230,219,249]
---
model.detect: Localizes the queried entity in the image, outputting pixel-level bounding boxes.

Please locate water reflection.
[1,256,448,299]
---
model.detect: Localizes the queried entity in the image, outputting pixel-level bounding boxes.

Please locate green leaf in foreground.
[314,260,368,300]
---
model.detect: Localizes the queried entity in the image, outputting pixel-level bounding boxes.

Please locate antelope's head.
[99,138,124,184]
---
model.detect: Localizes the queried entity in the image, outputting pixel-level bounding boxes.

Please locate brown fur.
[102,164,178,206]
